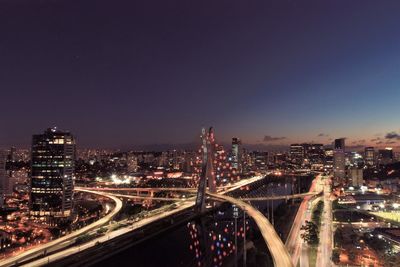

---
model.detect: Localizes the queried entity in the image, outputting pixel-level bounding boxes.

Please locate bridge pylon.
[195,127,217,213]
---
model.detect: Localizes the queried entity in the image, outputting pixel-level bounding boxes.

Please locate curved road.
[208,192,293,267]
[0,189,122,267]
[285,174,324,266]
[2,175,267,266]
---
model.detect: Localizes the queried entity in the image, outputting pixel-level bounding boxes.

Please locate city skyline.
[1,127,400,151]
[1,1,400,148]
[2,1,400,267]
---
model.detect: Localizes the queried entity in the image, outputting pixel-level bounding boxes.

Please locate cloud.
[352,139,366,145]
[263,135,286,142]
[318,133,329,137]
[385,131,400,140]
[371,137,381,142]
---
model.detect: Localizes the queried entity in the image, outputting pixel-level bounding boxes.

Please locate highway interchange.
[1,174,333,267]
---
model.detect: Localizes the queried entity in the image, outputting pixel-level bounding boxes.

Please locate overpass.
[76,187,198,193]
[105,190,318,202]
[4,180,304,267]
[240,191,318,201]
[76,184,238,193]
[73,185,319,204]
[108,192,187,202]
[2,175,265,267]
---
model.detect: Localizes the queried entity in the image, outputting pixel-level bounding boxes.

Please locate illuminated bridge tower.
[195,127,217,213]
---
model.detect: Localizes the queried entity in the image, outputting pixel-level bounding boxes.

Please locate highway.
[10,175,264,267]
[315,176,333,267]
[21,200,196,267]
[208,192,294,267]
[106,192,185,201]
[76,180,262,194]
[300,241,309,267]
[285,174,324,266]
[75,184,240,193]
[240,192,317,201]
[76,187,198,192]
[5,174,314,267]
[0,189,122,267]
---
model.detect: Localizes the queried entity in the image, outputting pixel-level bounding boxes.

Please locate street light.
[243,209,246,267]
[233,205,238,267]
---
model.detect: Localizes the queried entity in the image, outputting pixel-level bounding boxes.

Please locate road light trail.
[240,192,317,201]
[76,187,198,192]
[107,192,186,201]
[0,189,122,267]
[5,176,265,267]
[315,177,333,267]
[20,200,196,267]
[285,174,323,266]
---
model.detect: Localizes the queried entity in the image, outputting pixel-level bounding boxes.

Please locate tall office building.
[0,151,7,208]
[334,138,345,151]
[333,138,346,182]
[30,128,76,223]
[127,154,138,173]
[324,148,334,169]
[290,144,304,165]
[253,151,268,172]
[365,147,375,167]
[305,144,325,164]
[8,147,16,162]
[231,137,242,171]
[378,148,394,165]
[349,168,364,187]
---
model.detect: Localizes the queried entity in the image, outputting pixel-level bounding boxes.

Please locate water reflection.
[187,206,249,267]
[94,179,306,267]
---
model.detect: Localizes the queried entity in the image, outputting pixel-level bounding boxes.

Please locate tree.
[334,228,344,247]
[96,227,107,234]
[332,248,340,263]
[300,220,319,245]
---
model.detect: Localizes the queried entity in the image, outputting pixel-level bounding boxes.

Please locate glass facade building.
[29,128,76,223]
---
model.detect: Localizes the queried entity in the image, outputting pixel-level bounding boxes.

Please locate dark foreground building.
[29,128,76,224]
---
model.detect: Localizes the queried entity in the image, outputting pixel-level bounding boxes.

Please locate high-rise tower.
[0,151,7,208]
[30,128,76,223]
[231,137,242,172]
[333,138,346,182]
[364,147,375,167]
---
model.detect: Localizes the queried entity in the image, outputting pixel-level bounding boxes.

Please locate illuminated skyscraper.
[0,151,7,208]
[349,168,364,187]
[231,137,241,171]
[333,138,346,182]
[253,151,268,172]
[30,128,76,223]
[290,144,304,165]
[364,147,375,167]
[127,154,138,173]
[306,144,325,164]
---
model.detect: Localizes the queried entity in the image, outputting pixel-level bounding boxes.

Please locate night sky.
[1,1,400,149]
